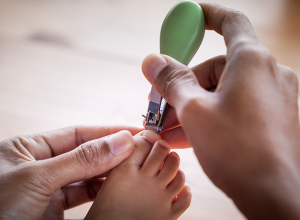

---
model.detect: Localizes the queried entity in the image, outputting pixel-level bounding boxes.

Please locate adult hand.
[142,3,300,219]
[0,125,142,220]
[157,55,226,148]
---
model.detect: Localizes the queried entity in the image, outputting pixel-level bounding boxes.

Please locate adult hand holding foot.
[0,125,140,220]
[142,3,300,220]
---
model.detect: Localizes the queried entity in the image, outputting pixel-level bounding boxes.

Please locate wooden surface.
[0,0,299,219]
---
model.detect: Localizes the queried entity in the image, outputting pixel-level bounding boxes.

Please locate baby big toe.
[123,130,161,167]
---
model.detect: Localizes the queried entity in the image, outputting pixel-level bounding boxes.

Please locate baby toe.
[157,152,180,185]
[167,169,185,196]
[141,140,171,176]
[171,185,192,218]
[122,130,161,167]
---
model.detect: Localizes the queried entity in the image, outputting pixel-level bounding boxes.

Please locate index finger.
[200,3,259,50]
[15,125,143,160]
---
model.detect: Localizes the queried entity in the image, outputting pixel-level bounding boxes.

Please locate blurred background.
[0,0,299,219]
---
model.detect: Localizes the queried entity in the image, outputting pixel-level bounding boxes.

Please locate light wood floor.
[0,0,299,219]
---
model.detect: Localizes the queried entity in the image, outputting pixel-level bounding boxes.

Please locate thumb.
[37,130,134,192]
[142,53,206,112]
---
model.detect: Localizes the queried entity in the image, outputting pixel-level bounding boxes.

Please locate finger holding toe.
[141,140,171,176]
[172,185,192,218]
[158,152,180,185]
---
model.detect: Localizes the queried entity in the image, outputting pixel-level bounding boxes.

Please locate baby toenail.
[157,140,170,148]
[136,130,145,136]
[142,130,161,144]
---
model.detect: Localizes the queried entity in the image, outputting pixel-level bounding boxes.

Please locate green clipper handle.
[160,0,205,65]
[144,1,205,133]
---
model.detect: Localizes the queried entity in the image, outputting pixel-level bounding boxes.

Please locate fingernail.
[142,130,161,144]
[135,130,145,137]
[107,131,133,156]
[142,54,168,82]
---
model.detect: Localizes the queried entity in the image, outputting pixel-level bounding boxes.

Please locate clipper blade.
[144,87,168,133]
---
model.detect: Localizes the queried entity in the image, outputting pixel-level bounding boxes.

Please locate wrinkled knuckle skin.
[0,139,11,153]
[75,139,111,166]
[233,44,276,70]
[223,10,250,32]
[226,10,247,23]
[0,136,35,163]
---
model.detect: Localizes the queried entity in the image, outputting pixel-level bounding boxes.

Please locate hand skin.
[0,125,142,220]
[142,3,300,220]
[152,55,226,149]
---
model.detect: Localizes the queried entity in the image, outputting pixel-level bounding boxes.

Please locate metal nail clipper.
[143,87,168,133]
[143,0,205,133]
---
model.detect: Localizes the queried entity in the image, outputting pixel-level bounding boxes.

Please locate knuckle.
[0,136,35,162]
[75,138,111,166]
[282,66,297,82]
[208,3,247,25]
[287,70,298,85]
[279,66,298,91]
[233,44,276,70]
[74,125,85,146]
[0,139,11,152]
[226,10,247,22]
[214,55,226,65]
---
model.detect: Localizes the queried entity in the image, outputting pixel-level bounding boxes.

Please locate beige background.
[0,0,299,219]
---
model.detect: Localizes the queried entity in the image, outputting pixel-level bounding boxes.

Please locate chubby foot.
[85,130,191,220]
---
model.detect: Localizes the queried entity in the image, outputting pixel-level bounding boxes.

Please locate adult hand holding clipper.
[142,3,300,220]
[144,1,205,134]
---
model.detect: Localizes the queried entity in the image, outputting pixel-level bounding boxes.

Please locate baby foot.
[85,130,191,220]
